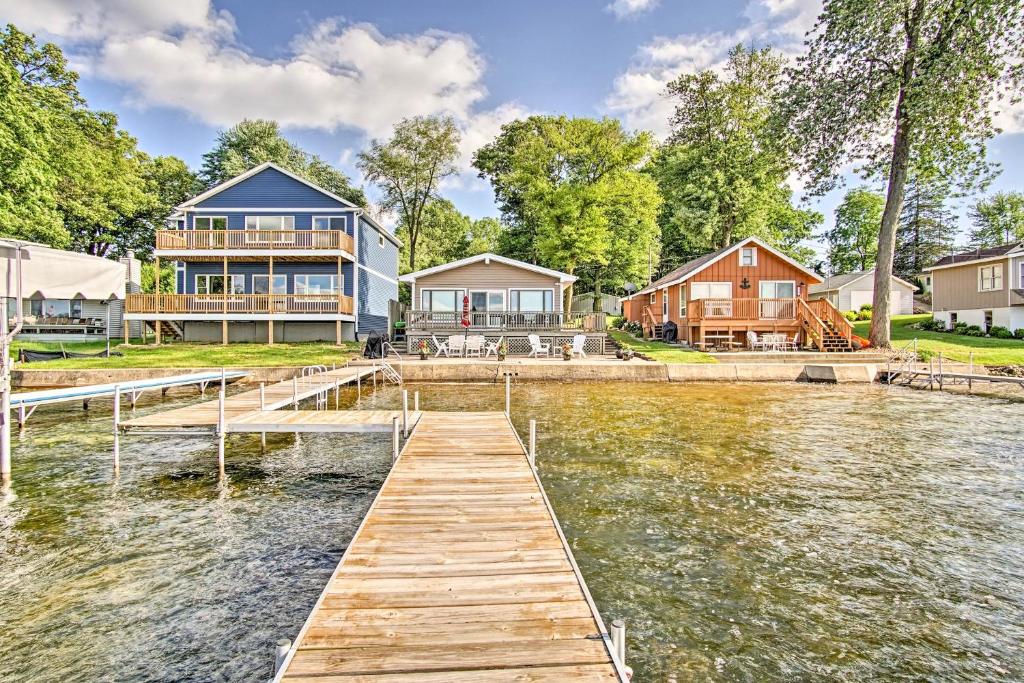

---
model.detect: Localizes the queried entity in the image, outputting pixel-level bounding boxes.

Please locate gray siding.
[932,259,1011,312]
[357,217,399,277]
[358,269,396,334]
[195,167,351,209]
[183,321,355,342]
[413,261,564,311]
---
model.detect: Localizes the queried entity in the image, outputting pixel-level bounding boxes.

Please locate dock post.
[929,357,934,389]
[414,391,420,412]
[402,389,409,437]
[529,419,536,467]
[220,367,226,395]
[112,385,121,473]
[274,639,291,675]
[372,363,377,389]
[356,373,361,405]
[259,383,266,449]
[217,389,226,479]
[18,404,25,430]
[392,415,399,463]
[505,373,511,417]
[293,376,298,411]
[611,619,626,667]
[938,353,944,391]
[969,352,974,392]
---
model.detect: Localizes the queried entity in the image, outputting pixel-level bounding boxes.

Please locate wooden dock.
[120,367,377,429]
[273,411,624,682]
[226,409,421,433]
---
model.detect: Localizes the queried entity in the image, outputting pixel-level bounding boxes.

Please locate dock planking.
[274,411,624,682]
[120,367,377,428]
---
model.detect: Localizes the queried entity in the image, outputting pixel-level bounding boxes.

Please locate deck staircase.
[145,320,184,341]
[641,306,663,340]
[797,299,855,352]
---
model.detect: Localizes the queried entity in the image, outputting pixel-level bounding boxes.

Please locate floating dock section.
[273,411,624,681]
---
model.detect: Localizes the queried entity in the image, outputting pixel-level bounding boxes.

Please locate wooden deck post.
[153,256,161,345]
[222,256,228,345]
[268,255,274,345]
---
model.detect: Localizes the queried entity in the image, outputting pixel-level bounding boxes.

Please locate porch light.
[797,281,805,296]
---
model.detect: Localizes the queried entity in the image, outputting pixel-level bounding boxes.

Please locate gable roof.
[176,161,358,210]
[925,242,1024,271]
[809,269,918,294]
[398,253,577,283]
[623,236,823,300]
[356,211,403,248]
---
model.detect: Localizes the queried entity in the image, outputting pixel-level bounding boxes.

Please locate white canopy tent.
[0,240,125,301]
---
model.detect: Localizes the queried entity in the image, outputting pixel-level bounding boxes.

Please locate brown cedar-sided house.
[622,236,855,351]
[924,242,1024,333]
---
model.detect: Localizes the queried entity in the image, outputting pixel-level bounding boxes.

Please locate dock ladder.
[378,342,403,385]
[300,365,331,409]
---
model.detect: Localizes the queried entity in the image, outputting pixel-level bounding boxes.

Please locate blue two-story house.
[124,161,399,344]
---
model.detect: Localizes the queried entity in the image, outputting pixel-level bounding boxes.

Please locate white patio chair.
[464,335,485,357]
[431,335,449,358]
[570,334,587,359]
[746,331,765,351]
[484,336,503,358]
[785,332,801,351]
[448,334,466,357]
[527,334,550,358]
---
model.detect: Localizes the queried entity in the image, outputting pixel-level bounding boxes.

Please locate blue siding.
[357,217,399,277]
[358,269,396,333]
[183,262,354,297]
[195,167,351,209]
[185,211,353,234]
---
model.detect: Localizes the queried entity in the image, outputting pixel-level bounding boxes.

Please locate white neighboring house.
[808,269,917,315]
[924,242,1024,332]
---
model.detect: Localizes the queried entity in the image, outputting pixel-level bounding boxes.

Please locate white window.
[679,284,686,317]
[649,292,656,304]
[252,274,287,295]
[194,216,227,230]
[740,247,757,267]
[510,289,554,311]
[1019,262,1024,289]
[421,289,464,312]
[246,215,295,230]
[979,264,1003,291]
[195,274,244,295]
[690,282,732,299]
[469,290,506,312]
[294,274,340,294]
[312,216,346,231]
[379,233,385,248]
[759,280,796,298]
[662,289,669,318]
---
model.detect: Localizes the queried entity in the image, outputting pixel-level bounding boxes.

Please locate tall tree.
[396,198,471,273]
[895,175,957,276]
[358,115,460,272]
[968,191,1024,247]
[823,187,885,274]
[474,115,661,308]
[201,119,366,206]
[651,45,819,272]
[787,1,1024,347]
[109,155,201,259]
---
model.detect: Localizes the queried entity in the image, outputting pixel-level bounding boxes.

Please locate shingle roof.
[932,243,1024,267]
[641,243,736,294]
[809,269,918,294]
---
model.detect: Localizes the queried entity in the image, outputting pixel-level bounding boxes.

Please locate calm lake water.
[1,381,1022,682]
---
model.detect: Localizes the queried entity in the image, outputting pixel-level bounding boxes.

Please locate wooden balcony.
[156,229,354,254]
[126,293,354,316]
[405,310,606,332]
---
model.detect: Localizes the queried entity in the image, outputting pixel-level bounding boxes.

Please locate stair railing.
[807,299,855,340]
[795,299,828,352]
[378,341,404,385]
[884,338,919,385]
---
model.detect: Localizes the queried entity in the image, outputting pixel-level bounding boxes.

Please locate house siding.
[413,261,564,311]
[357,217,399,278]
[931,259,1010,312]
[194,167,351,209]
[184,211,353,235]
[358,269,396,334]
[182,261,354,297]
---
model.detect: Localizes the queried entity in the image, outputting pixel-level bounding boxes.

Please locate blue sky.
[2,0,1022,256]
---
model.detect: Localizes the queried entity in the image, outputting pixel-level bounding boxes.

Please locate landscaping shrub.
[609,315,626,329]
[1015,328,1024,340]
[623,320,643,336]
[953,322,969,335]
[989,325,1014,339]
[917,348,934,362]
[918,318,948,332]
[963,325,985,337]
[856,309,872,321]
[843,310,858,321]
[859,303,873,312]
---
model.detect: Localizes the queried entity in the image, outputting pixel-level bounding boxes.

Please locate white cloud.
[606,0,659,20]
[605,0,820,137]
[0,0,217,40]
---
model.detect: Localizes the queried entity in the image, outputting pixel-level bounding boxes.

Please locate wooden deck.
[274,411,624,682]
[120,367,376,428]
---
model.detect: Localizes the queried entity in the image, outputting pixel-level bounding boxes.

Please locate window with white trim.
[649,292,656,304]
[421,289,465,312]
[740,247,757,267]
[1019,262,1024,289]
[194,216,227,230]
[295,274,340,294]
[379,233,385,248]
[979,264,1003,291]
[510,289,554,311]
[245,215,295,230]
[690,282,732,299]
[312,216,346,231]
[252,274,287,295]
[196,274,244,295]
[679,284,686,316]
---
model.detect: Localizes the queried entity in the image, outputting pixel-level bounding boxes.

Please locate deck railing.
[404,310,605,332]
[686,297,798,321]
[806,298,854,338]
[156,229,354,253]
[126,293,354,315]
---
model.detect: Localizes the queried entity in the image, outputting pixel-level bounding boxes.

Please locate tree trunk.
[592,277,603,313]
[407,232,417,273]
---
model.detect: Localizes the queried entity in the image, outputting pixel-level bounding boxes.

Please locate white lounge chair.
[570,334,587,359]
[527,334,550,358]
[485,336,504,358]
[447,334,466,357]
[464,335,485,357]
[431,335,450,358]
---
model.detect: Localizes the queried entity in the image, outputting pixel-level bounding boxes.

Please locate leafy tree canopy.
[895,174,957,276]
[650,45,819,276]
[968,191,1024,247]
[201,119,366,207]
[824,187,885,274]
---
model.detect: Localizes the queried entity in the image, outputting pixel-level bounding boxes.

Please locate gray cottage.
[124,162,400,344]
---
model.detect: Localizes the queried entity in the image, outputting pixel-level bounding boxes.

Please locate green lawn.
[608,330,717,364]
[12,340,362,369]
[853,314,1024,365]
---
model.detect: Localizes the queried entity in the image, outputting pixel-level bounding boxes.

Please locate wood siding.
[413,261,564,311]
[931,259,1010,312]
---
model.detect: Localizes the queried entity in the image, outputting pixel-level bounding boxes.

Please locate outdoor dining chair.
[447,334,467,357]
[746,331,767,351]
[527,334,550,358]
[431,335,450,358]
[464,335,485,357]
[570,334,588,359]
[484,336,504,358]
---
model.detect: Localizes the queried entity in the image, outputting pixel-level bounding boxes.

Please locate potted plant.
[561,341,573,361]
[497,340,507,361]
[417,339,429,360]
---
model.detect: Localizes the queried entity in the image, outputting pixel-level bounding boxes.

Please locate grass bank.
[608,330,716,364]
[853,314,1024,365]
[12,340,361,369]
